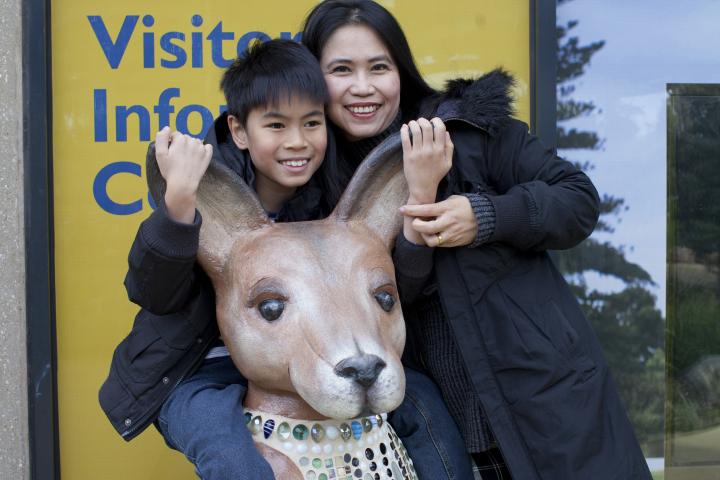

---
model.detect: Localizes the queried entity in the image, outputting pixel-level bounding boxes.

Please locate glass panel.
[557,1,720,478]
[667,85,720,479]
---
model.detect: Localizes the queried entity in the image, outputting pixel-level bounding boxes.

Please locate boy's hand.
[155,127,213,224]
[400,117,453,205]
[399,117,453,245]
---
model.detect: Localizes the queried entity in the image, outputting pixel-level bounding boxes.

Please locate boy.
[100,39,471,479]
[101,39,339,479]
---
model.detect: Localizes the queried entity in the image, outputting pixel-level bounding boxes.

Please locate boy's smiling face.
[230,96,327,212]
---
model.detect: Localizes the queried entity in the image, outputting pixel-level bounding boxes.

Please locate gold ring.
[436,233,444,246]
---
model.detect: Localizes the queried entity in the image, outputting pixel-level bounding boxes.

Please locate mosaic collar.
[244,409,418,480]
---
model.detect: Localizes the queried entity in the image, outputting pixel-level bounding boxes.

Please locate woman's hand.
[155,127,213,223]
[400,195,478,247]
[400,117,453,204]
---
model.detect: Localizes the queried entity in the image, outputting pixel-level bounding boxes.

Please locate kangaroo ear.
[146,142,271,277]
[331,134,408,249]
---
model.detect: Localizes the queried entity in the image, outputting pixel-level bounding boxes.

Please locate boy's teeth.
[349,105,378,114]
[282,159,308,167]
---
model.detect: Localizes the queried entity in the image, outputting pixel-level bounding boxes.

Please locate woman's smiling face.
[320,24,401,141]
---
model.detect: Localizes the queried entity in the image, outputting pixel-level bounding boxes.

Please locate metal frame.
[665,83,720,471]
[23,0,60,478]
[530,0,557,147]
[21,1,557,478]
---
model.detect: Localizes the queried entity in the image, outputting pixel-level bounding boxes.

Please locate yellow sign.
[51,1,529,478]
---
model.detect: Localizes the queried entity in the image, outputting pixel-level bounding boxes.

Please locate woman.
[301,1,652,479]
[101,30,471,480]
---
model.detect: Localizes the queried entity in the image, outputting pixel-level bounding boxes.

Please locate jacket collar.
[423,68,515,136]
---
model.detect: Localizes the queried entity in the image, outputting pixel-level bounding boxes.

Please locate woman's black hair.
[317,126,343,213]
[301,0,436,121]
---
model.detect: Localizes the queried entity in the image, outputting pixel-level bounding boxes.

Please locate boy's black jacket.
[98,113,324,440]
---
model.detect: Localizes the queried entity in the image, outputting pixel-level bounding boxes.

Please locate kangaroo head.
[148,136,409,419]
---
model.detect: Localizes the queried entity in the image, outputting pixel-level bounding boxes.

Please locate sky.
[557,0,720,315]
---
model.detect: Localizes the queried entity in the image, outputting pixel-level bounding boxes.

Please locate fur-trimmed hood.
[423,68,515,136]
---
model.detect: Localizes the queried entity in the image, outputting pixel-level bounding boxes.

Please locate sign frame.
[23,1,557,478]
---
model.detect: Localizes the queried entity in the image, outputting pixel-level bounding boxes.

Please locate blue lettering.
[143,31,155,67]
[280,31,303,42]
[207,22,234,68]
[94,87,233,142]
[90,14,304,71]
[191,15,203,68]
[94,89,108,142]
[160,32,187,68]
[87,15,139,69]
[93,162,143,215]
[116,104,151,142]
[142,15,155,68]
[153,88,180,130]
[192,31,203,68]
[176,104,214,139]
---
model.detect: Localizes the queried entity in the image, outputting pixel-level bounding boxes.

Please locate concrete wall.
[0,0,29,476]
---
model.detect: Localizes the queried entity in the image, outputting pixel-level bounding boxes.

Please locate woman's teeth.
[349,105,379,114]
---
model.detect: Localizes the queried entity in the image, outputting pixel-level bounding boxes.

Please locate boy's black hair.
[221,39,343,210]
[221,39,329,127]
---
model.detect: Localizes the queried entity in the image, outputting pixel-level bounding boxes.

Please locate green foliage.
[626,349,666,456]
[557,126,604,150]
[671,287,720,374]
[557,99,598,121]
[672,95,720,264]
[581,287,664,368]
[595,194,627,233]
[553,239,653,284]
[557,21,605,85]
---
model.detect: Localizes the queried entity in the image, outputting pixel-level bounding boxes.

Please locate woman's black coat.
[405,70,652,479]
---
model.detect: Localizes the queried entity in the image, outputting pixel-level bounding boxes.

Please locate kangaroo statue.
[147,135,418,480]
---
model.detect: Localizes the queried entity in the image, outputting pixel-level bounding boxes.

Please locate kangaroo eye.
[374,291,395,312]
[258,299,284,321]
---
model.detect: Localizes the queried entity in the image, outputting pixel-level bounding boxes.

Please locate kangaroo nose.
[334,354,386,388]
